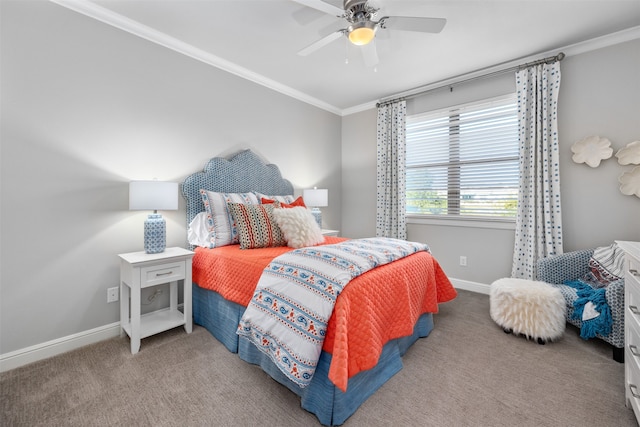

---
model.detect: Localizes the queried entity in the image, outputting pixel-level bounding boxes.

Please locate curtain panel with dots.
[376,100,407,240]
[511,62,563,279]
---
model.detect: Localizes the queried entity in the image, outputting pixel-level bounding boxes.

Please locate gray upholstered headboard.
[181,149,294,229]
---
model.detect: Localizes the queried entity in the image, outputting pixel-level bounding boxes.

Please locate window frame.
[405,93,519,226]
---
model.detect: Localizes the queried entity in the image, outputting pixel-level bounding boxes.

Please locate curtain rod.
[377,52,565,107]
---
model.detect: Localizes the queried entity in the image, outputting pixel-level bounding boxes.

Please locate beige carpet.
[1,290,636,426]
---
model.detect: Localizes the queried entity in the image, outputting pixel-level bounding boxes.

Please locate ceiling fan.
[293,0,446,64]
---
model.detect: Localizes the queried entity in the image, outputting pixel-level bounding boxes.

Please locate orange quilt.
[192,237,457,392]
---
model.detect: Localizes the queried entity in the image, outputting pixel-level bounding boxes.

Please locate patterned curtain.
[511,62,563,279]
[376,100,407,240]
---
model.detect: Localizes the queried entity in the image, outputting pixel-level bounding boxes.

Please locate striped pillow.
[199,190,259,248]
[585,243,626,287]
[227,203,286,249]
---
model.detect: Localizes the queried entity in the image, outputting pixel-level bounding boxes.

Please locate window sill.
[406,215,516,230]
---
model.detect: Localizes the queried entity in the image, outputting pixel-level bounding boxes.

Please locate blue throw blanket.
[564,280,613,340]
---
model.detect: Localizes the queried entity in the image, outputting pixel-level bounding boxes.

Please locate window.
[406,94,518,220]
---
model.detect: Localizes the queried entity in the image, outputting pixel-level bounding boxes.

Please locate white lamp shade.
[129,181,178,211]
[303,188,328,207]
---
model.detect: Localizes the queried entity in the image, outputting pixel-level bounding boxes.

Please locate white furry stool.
[490,278,566,344]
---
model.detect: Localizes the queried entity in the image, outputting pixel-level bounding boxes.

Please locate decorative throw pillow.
[583,243,626,287]
[227,203,286,249]
[199,190,259,248]
[261,196,307,208]
[272,206,325,249]
[253,192,296,204]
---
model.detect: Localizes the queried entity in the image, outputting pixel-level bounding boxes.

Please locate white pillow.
[187,212,210,247]
[272,207,324,249]
[199,190,259,248]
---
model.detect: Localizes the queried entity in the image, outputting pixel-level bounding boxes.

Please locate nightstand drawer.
[627,269,640,323]
[141,262,185,288]
[627,344,640,419]
[627,314,640,371]
[627,255,640,288]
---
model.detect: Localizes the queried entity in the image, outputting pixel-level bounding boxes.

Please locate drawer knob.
[631,269,639,277]
[631,384,640,399]
[631,345,640,357]
[156,271,173,277]
[631,305,640,315]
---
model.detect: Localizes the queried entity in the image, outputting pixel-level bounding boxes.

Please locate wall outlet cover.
[107,287,119,303]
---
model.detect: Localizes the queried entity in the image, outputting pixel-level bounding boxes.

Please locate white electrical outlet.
[459,256,467,266]
[107,287,119,303]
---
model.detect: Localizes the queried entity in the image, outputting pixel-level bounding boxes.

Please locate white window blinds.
[406,94,518,219]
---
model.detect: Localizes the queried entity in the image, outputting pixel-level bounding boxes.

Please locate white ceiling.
[55,0,640,114]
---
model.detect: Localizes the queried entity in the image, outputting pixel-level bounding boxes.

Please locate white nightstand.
[321,229,340,236]
[118,247,195,354]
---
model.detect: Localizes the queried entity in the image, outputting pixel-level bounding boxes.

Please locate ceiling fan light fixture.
[348,21,376,46]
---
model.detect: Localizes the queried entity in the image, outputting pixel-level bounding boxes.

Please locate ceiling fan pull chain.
[344,38,349,65]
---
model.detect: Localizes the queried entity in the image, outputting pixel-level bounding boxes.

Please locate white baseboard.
[451,278,491,295]
[0,282,489,373]
[1,302,187,372]
[0,322,121,373]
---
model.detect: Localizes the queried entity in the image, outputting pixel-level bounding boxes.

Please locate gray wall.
[558,40,640,250]
[2,0,639,359]
[0,1,341,355]
[342,39,640,285]
[340,108,378,239]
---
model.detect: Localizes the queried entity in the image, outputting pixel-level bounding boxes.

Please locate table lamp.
[129,180,178,253]
[303,187,328,228]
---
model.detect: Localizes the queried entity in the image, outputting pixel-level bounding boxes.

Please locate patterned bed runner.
[236,237,430,388]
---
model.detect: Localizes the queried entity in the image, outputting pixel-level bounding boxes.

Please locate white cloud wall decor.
[571,135,613,167]
[619,166,640,198]
[616,140,640,165]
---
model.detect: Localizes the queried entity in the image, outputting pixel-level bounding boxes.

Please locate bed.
[181,149,457,425]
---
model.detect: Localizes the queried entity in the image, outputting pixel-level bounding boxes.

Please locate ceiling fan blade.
[290,0,344,17]
[292,5,326,25]
[298,30,345,56]
[361,41,379,68]
[381,16,446,33]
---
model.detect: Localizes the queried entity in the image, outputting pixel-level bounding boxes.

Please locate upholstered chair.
[537,249,624,362]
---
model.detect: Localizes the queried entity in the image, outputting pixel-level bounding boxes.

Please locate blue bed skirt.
[193,282,434,425]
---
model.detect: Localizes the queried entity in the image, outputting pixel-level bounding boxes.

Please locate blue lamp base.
[310,208,322,228]
[144,213,166,254]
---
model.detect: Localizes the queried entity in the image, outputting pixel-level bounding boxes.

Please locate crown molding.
[50,0,342,116]
[362,25,640,115]
[342,101,378,116]
[561,25,640,57]
[49,1,639,117]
